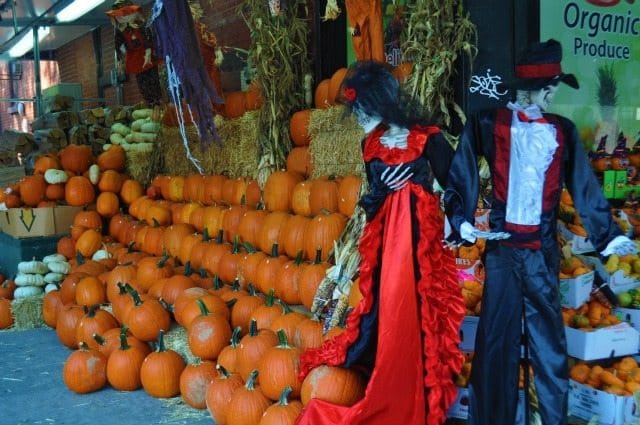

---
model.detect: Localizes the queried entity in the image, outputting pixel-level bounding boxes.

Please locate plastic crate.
[0,232,61,278]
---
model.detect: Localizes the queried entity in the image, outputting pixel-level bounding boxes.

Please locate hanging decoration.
[149,0,223,171]
[402,0,477,129]
[241,0,311,187]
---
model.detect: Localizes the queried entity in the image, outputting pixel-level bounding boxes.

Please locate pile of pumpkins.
[570,356,640,396]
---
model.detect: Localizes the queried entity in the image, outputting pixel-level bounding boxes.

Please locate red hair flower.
[343,87,357,102]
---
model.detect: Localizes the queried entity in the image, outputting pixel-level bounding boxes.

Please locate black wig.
[338,61,432,128]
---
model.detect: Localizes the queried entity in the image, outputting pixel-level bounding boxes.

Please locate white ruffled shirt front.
[505,102,558,226]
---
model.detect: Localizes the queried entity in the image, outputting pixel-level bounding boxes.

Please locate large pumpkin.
[286,147,313,178]
[263,170,304,213]
[59,144,94,174]
[289,110,312,147]
[314,79,331,109]
[19,174,47,207]
[97,145,126,171]
[300,365,366,406]
[327,68,348,105]
[65,176,95,206]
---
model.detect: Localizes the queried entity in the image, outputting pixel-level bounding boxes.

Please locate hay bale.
[125,150,155,187]
[163,322,198,364]
[11,294,45,330]
[308,106,364,178]
[160,111,260,178]
[160,397,210,423]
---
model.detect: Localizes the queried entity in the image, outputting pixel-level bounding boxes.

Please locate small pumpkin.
[257,329,302,400]
[259,386,303,425]
[106,328,149,390]
[300,365,366,407]
[65,176,96,206]
[206,365,245,425]
[179,360,217,409]
[140,330,186,398]
[226,369,271,425]
[63,342,107,394]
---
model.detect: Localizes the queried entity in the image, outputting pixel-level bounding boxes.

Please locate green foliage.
[596,63,618,107]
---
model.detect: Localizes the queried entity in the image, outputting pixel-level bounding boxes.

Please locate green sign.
[540,0,640,152]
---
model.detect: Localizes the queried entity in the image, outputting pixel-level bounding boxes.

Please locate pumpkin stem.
[216,229,224,244]
[278,386,293,406]
[155,329,167,352]
[157,254,169,268]
[202,227,210,241]
[229,326,242,348]
[278,299,293,315]
[196,298,210,316]
[244,242,257,254]
[294,250,304,265]
[314,248,323,264]
[230,278,241,291]
[226,298,238,309]
[85,304,100,317]
[212,275,223,290]
[92,333,106,346]
[256,201,265,210]
[78,341,90,351]
[118,328,131,350]
[116,282,127,295]
[183,261,193,276]
[270,243,279,258]
[247,283,257,296]
[265,288,276,306]
[320,208,331,216]
[231,235,240,254]
[75,251,85,265]
[159,298,173,312]
[152,218,161,228]
[198,267,207,278]
[240,194,246,207]
[249,318,258,336]
[128,287,143,306]
[127,241,135,253]
[245,369,259,390]
[216,364,231,379]
[276,329,290,348]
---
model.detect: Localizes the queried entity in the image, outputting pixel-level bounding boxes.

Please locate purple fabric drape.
[150,0,223,147]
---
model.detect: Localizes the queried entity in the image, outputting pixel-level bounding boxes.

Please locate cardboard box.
[581,255,640,295]
[558,222,595,254]
[568,379,640,425]
[565,323,640,361]
[459,316,479,352]
[447,387,526,424]
[559,271,595,309]
[0,205,81,238]
[456,258,485,283]
[614,307,640,334]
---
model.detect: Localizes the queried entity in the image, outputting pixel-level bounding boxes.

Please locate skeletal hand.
[380,164,413,191]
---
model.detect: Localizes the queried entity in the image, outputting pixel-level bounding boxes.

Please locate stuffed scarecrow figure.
[444,39,636,425]
[345,0,385,62]
[106,0,162,106]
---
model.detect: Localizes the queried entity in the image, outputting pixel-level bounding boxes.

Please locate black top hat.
[509,39,579,91]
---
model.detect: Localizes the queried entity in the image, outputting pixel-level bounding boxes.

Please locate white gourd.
[43,254,66,264]
[132,108,153,119]
[140,122,160,134]
[103,143,113,151]
[110,133,125,145]
[91,249,111,261]
[17,260,49,274]
[15,273,45,287]
[89,164,100,185]
[44,283,60,293]
[111,122,131,136]
[131,118,149,132]
[44,272,64,284]
[44,169,68,184]
[47,261,71,274]
[14,286,44,299]
[130,132,157,144]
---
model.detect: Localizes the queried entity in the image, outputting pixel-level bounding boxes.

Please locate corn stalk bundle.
[241,0,311,187]
[401,0,476,129]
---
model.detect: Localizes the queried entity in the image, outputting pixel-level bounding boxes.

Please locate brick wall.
[0,60,60,132]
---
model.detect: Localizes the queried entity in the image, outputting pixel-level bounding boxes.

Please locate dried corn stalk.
[241,0,311,187]
[311,204,366,323]
[402,0,477,128]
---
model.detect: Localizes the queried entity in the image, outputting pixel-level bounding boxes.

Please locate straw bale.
[160,397,209,423]
[159,111,260,178]
[10,294,44,330]
[308,106,364,178]
[163,322,198,364]
[125,150,155,187]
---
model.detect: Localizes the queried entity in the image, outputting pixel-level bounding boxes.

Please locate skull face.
[530,84,559,111]
[353,105,382,134]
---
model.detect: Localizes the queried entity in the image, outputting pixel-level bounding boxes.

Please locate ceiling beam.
[0,18,108,27]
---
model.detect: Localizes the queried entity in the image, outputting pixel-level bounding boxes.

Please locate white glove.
[601,235,638,257]
[380,164,413,192]
[460,222,477,244]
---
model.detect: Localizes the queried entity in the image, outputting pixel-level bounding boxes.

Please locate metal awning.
[0,0,151,60]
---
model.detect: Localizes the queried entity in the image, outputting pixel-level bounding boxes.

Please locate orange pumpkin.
[314,79,331,109]
[300,365,366,407]
[96,192,120,218]
[290,109,312,147]
[223,91,246,119]
[19,174,47,207]
[327,68,348,105]
[96,145,126,171]
[34,154,61,174]
[263,170,304,212]
[65,176,95,206]
[59,144,94,174]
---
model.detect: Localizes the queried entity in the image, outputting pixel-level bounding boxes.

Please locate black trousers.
[469,244,569,425]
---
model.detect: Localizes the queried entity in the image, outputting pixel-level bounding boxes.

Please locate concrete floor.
[0,328,212,425]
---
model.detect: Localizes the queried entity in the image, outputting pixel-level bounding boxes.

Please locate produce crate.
[568,379,640,425]
[0,205,81,238]
[559,271,595,309]
[0,231,61,277]
[565,323,640,361]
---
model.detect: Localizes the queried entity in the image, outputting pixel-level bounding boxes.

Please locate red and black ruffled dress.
[296,125,465,425]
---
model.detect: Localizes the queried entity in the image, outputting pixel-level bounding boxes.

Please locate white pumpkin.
[17,260,48,275]
[44,272,64,284]
[44,169,69,184]
[15,273,45,287]
[42,254,66,264]
[14,286,44,299]
[47,261,71,274]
